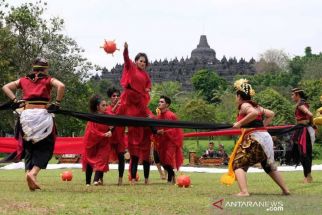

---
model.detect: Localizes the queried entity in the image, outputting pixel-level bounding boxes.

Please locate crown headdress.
[234,78,255,97]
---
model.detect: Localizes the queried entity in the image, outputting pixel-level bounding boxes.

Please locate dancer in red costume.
[106,87,126,185]
[291,88,315,183]
[117,42,153,185]
[155,96,184,184]
[2,57,65,191]
[82,95,112,186]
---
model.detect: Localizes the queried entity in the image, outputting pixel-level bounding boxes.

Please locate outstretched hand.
[124,42,128,49]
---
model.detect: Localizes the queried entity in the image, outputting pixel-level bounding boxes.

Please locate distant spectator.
[202,142,216,158]
[217,144,228,165]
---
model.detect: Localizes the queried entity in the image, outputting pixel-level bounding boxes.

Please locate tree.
[149,81,183,114]
[254,88,293,125]
[213,91,237,124]
[305,46,312,57]
[255,58,280,73]
[258,49,290,72]
[87,78,113,98]
[289,46,322,86]
[177,94,217,123]
[302,55,322,81]
[191,69,227,104]
[0,0,94,136]
[299,79,322,111]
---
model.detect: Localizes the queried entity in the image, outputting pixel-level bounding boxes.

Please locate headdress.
[32,57,49,69]
[233,78,255,97]
[292,88,304,94]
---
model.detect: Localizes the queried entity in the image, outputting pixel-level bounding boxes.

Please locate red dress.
[82,121,111,172]
[117,47,152,161]
[155,110,184,170]
[105,105,126,161]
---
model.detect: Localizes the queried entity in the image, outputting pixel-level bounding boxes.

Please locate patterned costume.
[232,102,276,174]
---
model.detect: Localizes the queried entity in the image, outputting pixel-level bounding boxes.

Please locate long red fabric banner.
[183,125,292,138]
[0,137,84,154]
[0,125,293,154]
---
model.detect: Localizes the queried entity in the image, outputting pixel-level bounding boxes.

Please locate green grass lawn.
[0,169,322,214]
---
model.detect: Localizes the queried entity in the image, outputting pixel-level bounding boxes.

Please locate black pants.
[292,127,313,177]
[86,164,93,185]
[118,152,125,178]
[163,165,175,182]
[130,156,150,179]
[24,133,55,170]
[153,150,160,164]
[86,164,104,184]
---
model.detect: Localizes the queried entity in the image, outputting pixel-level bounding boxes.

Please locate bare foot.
[282,190,291,195]
[161,174,166,180]
[130,179,136,186]
[26,173,41,191]
[307,175,313,183]
[303,177,312,184]
[118,178,123,186]
[171,175,176,185]
[26,174,35,191]
[234,192,250,197]
[144,178,149,185]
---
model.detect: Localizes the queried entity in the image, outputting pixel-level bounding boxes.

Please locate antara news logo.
[212,198,284,212]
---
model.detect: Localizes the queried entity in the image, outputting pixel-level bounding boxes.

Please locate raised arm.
[123,42,132,70]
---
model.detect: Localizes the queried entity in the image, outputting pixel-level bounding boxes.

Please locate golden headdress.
[233,78,255,97]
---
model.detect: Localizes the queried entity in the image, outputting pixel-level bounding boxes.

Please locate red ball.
[176,175,191,188]
[102,40,118,54]
[61,170,73,181]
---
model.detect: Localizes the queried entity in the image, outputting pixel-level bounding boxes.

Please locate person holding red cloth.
[106,87,126,185]
[82,95,112,186]
[2,57,65,191]
[117,42,153,185]
[155,96,184,184]
[291,88,315,183]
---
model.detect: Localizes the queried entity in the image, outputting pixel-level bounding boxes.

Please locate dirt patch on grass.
[0,199,56,215]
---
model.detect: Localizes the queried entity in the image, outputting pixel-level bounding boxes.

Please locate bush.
[313,143,322,160]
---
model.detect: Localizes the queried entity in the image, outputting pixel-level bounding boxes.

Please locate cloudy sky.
[11,0,322,72]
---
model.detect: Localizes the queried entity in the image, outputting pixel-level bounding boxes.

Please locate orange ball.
[61,170,73,181]
[176,175,191,188]
[101,40,118,54]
